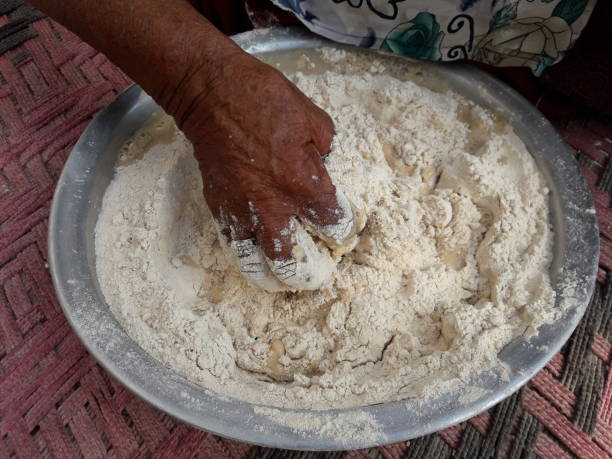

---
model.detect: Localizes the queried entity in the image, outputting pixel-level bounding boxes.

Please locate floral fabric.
[271,0,596,75]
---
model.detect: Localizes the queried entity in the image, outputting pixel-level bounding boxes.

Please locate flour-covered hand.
[172,52,354,291]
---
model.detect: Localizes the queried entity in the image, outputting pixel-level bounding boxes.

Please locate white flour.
[95,49,556,411]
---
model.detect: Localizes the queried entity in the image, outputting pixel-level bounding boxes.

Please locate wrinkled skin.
[176,53,353,289]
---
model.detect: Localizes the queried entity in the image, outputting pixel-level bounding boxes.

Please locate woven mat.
[0,2,610,458]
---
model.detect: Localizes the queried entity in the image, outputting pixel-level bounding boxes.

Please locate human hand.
[31,0,356,291]
[174,52,354,291]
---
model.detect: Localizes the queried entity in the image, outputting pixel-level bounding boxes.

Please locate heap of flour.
[95,49,556,409]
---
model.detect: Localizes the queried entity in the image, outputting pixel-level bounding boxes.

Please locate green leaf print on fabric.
[489,1,519,30]
[473,16,573,75]
[381,12,444,61]
[534,55,557,76]
[552,0,589,25]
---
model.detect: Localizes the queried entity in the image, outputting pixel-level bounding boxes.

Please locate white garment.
[271,0,596,75]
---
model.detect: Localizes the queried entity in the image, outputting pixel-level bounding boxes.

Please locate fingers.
[253,196,334,291]
[210,192,346,292]
[260,216,335,291]
[211,198,335,293]
[287,143,355,247]
[211,206,287,293]
[228,237,287,292]
[302,186,355,245]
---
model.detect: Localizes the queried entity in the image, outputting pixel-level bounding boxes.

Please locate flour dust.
[95,49,557,410]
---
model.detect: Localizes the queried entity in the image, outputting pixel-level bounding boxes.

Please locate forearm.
[28,0,244,119]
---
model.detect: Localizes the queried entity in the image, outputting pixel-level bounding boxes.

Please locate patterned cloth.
[271,0,596,75]
[0,1,610,457]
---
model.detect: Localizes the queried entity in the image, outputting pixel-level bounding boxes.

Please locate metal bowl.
[48,27,599,450]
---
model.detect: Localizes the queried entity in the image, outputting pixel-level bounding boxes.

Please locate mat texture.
[0,2,611,458]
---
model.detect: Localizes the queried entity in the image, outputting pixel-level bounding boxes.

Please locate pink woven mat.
[0,5,611,459]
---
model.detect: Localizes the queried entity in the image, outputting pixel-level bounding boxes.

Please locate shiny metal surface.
[48,27,599,450]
